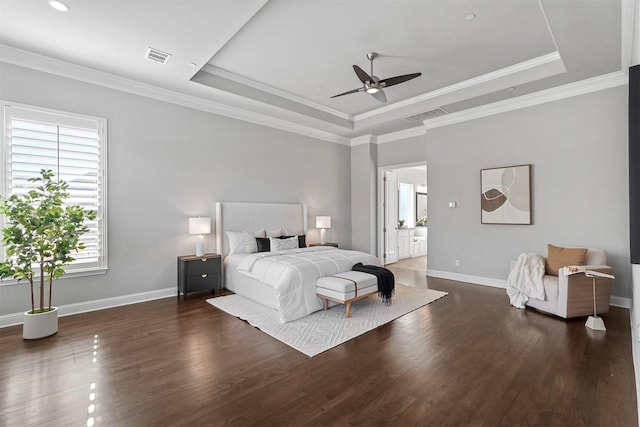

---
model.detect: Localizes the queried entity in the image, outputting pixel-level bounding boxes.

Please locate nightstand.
[177,253,222,298]
[310,242,338,248]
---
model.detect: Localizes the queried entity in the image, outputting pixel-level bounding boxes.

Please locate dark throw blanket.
[352,262,395,305]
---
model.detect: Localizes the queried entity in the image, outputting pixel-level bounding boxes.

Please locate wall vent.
[145,47,172,64]
[403,107,449,123]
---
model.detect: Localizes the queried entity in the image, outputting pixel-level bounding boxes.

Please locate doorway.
[377,162,427,267]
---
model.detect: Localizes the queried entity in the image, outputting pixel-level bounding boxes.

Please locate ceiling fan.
[330,52,421,103]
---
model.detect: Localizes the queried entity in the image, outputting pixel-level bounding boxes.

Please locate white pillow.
[226,231,245,255]
[266,228,283,238]
[283,228,303,236]
[269,236,298,252]
[243,231,258,254]
[254,228,266,238]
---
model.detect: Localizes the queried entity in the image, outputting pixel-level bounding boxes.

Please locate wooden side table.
[177,253,222,298]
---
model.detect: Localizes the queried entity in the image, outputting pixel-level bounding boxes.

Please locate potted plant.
[416,216,428,226]
[0,169,96,339]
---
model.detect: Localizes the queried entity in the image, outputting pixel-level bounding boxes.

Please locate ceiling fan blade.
[330,87,364,98]
[380,72,422,88]
[353,65,372,84]
[370,89,387,103]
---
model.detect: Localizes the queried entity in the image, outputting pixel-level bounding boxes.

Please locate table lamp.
[189,217,211,257]
[316,215,331,244]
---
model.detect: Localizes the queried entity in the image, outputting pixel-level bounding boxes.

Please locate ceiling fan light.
[366,87,379,94]
[49,0,69,11]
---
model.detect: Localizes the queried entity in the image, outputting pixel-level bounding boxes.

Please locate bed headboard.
[215,202,308,256]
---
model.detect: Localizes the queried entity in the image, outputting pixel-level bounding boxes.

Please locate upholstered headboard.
[215,202,308,256]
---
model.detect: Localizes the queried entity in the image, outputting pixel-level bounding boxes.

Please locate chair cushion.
[584,248,606,265]
[526,275,560,314]
[545,244,587,276]
[317,284,379,302]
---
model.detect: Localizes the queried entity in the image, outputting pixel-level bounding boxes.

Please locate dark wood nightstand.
[310,242,338,248]
[177,253,222,298]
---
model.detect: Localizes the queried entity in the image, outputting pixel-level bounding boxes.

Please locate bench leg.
[345,301,352,318]
[323,298,328,311]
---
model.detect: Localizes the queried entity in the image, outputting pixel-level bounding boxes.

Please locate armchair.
[525,248,613,318]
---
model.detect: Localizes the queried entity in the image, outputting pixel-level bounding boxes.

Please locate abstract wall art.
[480,164,531,224]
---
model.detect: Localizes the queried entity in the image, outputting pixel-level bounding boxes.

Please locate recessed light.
[187,62,197,68]
[49,0,69,12]
[466,13,476,21]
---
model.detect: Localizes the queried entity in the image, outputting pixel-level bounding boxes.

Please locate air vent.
[145,47,171,64]
[403,107,449,123]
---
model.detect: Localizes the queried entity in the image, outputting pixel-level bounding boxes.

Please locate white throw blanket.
[237,247,380,322]
[506,253,545,309]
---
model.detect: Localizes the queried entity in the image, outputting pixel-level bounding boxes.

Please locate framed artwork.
[481,164,531,224]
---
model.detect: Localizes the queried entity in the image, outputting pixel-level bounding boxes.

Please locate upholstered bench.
[316,271,378,318]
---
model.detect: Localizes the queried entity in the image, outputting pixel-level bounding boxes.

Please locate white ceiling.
[0,0,629,142]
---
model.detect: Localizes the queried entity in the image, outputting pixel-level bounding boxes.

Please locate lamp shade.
[315,215,331,229]
[189,217,211,235]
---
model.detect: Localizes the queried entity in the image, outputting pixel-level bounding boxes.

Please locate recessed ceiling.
[0,0,625,142]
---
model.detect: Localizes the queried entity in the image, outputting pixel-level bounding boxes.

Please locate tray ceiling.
[0,0,625,141]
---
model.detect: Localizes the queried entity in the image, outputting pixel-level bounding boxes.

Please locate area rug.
[207,284,447,357]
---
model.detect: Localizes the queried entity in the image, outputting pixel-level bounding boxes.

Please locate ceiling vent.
[145,47,171,64]
[403,107,449,123]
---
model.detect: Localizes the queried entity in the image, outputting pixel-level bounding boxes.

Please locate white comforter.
[506,252,545,309]
[237,246,380,322]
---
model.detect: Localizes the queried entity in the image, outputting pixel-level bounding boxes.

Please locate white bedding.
[235,246,380,322]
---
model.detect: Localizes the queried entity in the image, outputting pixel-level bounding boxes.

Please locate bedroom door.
[383,170,399,264]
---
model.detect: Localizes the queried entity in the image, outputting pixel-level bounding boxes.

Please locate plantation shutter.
[3,103,107,272]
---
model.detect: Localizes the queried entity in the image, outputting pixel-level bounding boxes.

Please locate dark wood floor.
[1,266,637,426]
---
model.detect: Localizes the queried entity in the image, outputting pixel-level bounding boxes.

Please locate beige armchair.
[526,248,613,318]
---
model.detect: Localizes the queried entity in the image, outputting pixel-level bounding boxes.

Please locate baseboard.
[0,287,176,328]
[426,269,631,309]
[611,295,632,309]
[427,269,507,289]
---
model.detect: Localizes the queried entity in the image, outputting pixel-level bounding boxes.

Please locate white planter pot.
[23,307,58,340]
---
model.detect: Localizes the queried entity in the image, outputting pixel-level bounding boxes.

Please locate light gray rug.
[207,284,447,357]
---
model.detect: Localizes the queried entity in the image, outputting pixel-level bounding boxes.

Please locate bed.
[215,202,380,322]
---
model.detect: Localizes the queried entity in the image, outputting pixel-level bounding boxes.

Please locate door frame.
[377,161,427,265]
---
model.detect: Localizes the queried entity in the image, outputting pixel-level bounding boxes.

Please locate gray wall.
[374,87,630,299]
[377,135,427,168]
[426,86,631,298]
[351,142,377,254]
[0,62,352,315]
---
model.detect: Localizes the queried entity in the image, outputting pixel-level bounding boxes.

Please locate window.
[1,101,107,275]
[398,182,415,228]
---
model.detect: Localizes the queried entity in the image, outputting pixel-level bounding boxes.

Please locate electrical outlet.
[455,259,460,267]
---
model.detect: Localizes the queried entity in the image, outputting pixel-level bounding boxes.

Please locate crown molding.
[0,44,349,145]
[202,64,353,121]
[376,126,426,144]
[1,44,627,147]
[350,134,376,147]
[422,71,628,130]
[354,52,563,122]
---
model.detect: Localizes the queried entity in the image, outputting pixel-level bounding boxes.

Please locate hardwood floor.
[1,267,637,426]
[387,255,428,272]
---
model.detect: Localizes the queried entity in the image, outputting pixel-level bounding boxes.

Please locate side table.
[177,253,222,298]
